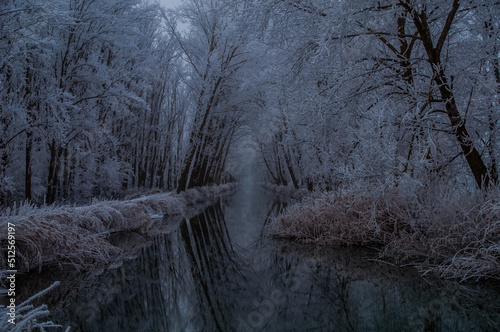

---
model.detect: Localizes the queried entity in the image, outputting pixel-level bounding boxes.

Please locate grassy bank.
[0,184,236,273]
[269,185,500,282]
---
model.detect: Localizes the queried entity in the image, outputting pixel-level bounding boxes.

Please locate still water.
[30,183,500,331]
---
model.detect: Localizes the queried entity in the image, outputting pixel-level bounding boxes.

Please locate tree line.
[1,0,499,207]
[249,0,500,193]
[0,0,248,206]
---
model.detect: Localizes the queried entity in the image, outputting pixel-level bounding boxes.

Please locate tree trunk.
[259,142,279,184]
[435,70,490,189]
[61,146,71,199]
[407,0,491,189]
[177,76,223,193]
[282,145,299,189]
[46,140,64,205]
[25,131,32,201]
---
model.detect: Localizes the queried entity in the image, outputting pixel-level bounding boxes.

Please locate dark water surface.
[26,183,500,331]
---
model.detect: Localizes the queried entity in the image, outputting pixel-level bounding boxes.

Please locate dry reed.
[270,185,500,281]
[0,184,236,272]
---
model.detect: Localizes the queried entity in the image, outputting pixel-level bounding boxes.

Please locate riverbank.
[0,184,236,273]
[269,185,500,282]
[257,183,309,200]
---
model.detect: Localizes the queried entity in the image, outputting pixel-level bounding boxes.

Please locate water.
[24,183,500,331]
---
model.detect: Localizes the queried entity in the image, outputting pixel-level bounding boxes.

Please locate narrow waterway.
[26,182,500,331]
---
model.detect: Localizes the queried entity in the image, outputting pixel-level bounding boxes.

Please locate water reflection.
[45,191,500,331]
[263,244,500,331]
[179,203,252,331]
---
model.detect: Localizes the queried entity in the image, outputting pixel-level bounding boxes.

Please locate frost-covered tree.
[249,0,500,192]
[166,0,252,192]
[2,0,498,206]
[0,0,191,205]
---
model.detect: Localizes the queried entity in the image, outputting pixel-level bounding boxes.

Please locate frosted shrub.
[0,281,70,332]
[270,184,500,281]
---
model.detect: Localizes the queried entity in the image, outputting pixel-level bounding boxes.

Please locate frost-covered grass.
[0,184,236,272]
[0,281,69,332]
[269,184,500,281]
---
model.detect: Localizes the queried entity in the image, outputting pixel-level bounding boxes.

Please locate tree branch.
[435,0,459,58]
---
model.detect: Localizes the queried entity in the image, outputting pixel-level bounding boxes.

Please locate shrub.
[269,184,500,281]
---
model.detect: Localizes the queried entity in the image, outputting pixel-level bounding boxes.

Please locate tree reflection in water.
[46,196,500,332]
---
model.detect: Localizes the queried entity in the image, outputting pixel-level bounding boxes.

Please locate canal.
[23,182,500,331]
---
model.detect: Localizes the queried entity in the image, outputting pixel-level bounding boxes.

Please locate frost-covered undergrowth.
[269,185,500,281]
[0,184,236,272]
[0,280,69,332]
[258,182,309,200]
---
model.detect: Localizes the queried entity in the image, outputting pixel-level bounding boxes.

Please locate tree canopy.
[1,0,499,205]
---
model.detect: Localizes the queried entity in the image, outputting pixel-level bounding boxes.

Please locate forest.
[2,0,500,330]
[1,0,500,280]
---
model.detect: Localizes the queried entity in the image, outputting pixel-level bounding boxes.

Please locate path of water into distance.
[22,179,500,331]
